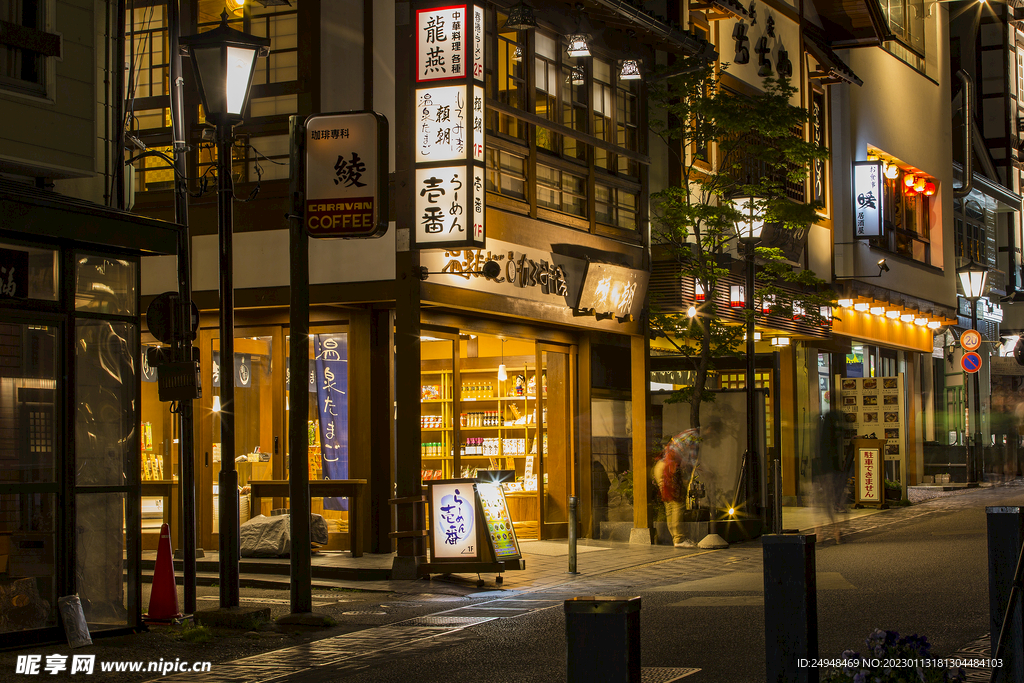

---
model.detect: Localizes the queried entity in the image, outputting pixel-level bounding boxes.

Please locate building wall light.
[854,302,870,312]
[770,336,790,347]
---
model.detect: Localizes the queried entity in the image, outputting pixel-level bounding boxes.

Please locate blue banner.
[314,334,348,510]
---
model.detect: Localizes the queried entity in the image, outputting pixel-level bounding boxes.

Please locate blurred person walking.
[654,428,701,548]
[813,410,847,543]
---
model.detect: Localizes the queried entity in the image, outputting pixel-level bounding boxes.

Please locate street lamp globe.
[179,11,270,126]
[732,193,764,244]
[957,260,988,301]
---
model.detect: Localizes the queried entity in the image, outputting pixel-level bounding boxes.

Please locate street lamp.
[957,259,988,485]
[733,192,764,525]
[180,12,269,609]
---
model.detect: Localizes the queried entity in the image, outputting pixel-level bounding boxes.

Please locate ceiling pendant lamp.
[502,2,537,31]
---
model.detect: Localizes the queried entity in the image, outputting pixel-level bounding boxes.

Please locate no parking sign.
[961,351,982,374]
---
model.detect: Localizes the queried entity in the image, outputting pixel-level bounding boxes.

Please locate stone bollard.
[987,506,1024,682]
[763,534,818,683]
[564,596,640,683]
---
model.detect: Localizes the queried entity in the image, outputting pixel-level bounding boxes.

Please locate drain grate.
[444,607,531,618]
[341,611,388,615]
[641,667,702,682]
[398,615,495,627]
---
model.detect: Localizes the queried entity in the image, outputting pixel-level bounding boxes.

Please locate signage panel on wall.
[853,161,883,238]
[413,2,485,249]
[575,261,650,318]
[304,111,389,239]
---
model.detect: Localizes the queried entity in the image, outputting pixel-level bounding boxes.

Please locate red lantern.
[904,173,916,188]
[924,182,936,196]
[913,177,926,193]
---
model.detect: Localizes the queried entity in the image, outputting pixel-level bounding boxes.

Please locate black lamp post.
[957,259,989,485]
[733,192,764,520]
[180,12,269,609]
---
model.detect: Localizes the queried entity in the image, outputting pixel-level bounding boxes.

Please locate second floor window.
[880,0,925,70]
[1,0,59,96]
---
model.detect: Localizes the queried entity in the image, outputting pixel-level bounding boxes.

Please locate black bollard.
[564,596,640,683]
[987,506,1024,682]
[568,496,579,575]
[763,534,818,683]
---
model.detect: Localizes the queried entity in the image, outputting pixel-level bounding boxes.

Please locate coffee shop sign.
[441,249,569,297]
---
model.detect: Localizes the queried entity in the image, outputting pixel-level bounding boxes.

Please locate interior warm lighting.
[497,364,507,382]
[904,174,916,188]
[837,298,854,308]
[883,162,900,180]
[924,182,936,196]
[914,177,927,193]
[927,320,941,329]
[727,507,736,516]
[854,302,870,312]
[770,336,790,347]
[212,395,221,412]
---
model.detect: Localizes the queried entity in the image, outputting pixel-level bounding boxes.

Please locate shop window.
[490,10,527,141]
[615,76,640,178]
[134,143,176,193]
[870,166,932,264]
[126,2,169,100]
[75,256,136,316]
[0,0,59,97]
[0,242,57,301]
[537,164,586,217]
[563,63,589,163]
[486,146,527,201]
[1018,51,1024,103]
[592,59,614,170]
[595,183,637,231]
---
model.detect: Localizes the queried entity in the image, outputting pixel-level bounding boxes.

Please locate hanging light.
[502,1,537,31]
[883,162,900,180]
[904,173,916,188]
[819,306,833,325]
[566,3,591,57]
[914,177,927,193]
[619,58,642,80]
[770,336,791,347]
[730,285,745,308]
[213,395,222,412]
[567,64,586,85]
[694,281,706,302]
[792,303,806,320]
[924,182,936,196]
[497,338,508,383]
[761,294,775,315]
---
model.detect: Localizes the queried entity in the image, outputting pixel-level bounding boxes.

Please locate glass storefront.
[419,331,574,540]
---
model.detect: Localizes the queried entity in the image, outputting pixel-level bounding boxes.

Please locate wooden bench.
[249,479,367,557]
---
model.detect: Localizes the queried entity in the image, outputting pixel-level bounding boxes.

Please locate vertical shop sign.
[304,111,389,239]
[811,90,826,207]
[314,334,348,510]
[212,352,250,388]
[853,161,883,238]
[413,2,485,249]
[857,445,881,503]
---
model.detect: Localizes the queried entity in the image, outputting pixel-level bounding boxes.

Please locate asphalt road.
[292,487,1016,683]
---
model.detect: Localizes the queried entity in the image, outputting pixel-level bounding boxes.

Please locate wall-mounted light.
[567,65,585,84]
[819,306,833,325]
[837,298,854,308]
[870,305,885,316]
[619,58,642,80]
[915,317,928,326]
[743,331,762,342]
[886,309,901,319]
[900,313,915,323]
[761,294,775,315]
[695,281,706,302]
[792,303,806,320]
[770,336,790,347]
[854,302,870,312]
[927,320,942,330]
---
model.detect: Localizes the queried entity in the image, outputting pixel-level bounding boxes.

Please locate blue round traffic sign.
[961,351,982,374]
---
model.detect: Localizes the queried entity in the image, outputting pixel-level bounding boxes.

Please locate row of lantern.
[881,160,936,196]
[836,298,945,329]
[694,282,832,323]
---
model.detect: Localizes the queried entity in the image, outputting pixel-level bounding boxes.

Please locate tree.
[648,58,835,429]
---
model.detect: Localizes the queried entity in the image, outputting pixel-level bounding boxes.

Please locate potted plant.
[883,479,901,502]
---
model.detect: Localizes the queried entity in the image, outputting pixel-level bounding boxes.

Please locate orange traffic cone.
[144,523,182,622]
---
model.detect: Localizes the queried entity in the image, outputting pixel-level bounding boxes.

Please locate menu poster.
[835,374,906,463]
[428,480,479,560]
[475,482,521,561]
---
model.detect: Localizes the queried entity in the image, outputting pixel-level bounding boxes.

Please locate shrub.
[823,629,965,682]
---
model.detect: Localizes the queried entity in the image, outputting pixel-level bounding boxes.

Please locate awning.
[0,179,181,255]
[688,0,750,21]
[804,25,863,86]
[808,0,892,47]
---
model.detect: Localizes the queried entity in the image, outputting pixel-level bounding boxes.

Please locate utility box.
[564,596,641,683]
